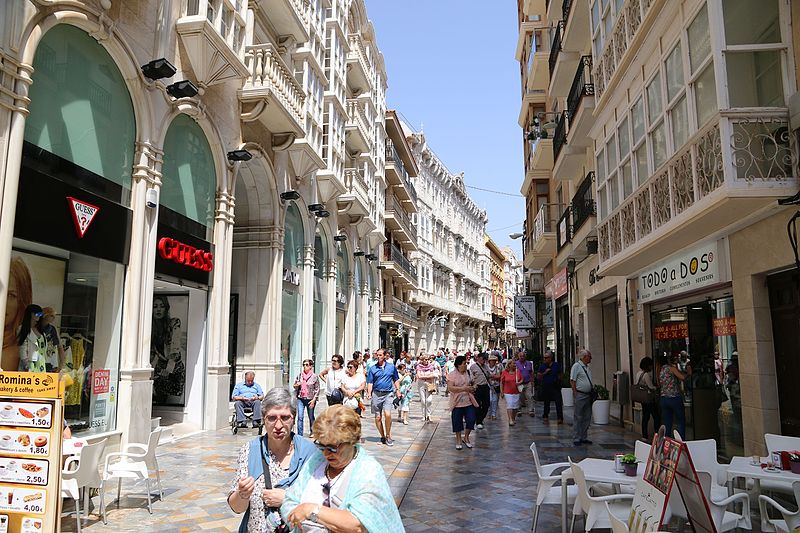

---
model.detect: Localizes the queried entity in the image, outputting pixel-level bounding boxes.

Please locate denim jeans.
[660,395,684,439]
[641,400,661,440]
[297,397,315,436]
[489,387,499,417]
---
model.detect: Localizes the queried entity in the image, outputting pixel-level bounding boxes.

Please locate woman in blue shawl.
[282,405,404,532]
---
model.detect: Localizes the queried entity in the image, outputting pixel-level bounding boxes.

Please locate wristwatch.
[309,504,321,523]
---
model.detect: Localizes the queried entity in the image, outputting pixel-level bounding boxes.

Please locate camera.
[145,188,159,208]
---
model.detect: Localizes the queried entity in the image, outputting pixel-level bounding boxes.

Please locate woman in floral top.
[227,387,316,533]
[657,353,691,439]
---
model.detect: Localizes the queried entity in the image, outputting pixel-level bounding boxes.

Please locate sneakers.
[581,439,593,445]
[380,437,387,445]
[476,423,484,429]
[455,444,463,450]
[385,438,394,447]
[464,440,473,449]
[402,420,409,425]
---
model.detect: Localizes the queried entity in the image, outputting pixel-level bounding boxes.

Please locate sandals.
[455,444,463,450]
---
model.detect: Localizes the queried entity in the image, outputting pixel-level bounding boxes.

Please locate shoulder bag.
[631,371,657,405]
[259,437,291,533]
[580,365,599,403]
[516,368,525,393]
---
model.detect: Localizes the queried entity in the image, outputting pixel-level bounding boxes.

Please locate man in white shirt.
[570,349,594,446]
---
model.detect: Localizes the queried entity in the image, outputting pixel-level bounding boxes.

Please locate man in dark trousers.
[469,352,491,429]
[537,350,563,423]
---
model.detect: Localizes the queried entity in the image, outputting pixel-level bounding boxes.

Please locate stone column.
[325,258,337,359]
[0,57,33,340]
[369,287,381,352]
[205,189,236,430]
[300,244,315,364]
[117,141,163,446]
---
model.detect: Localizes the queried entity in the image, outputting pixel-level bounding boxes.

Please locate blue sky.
[366,1,525,258]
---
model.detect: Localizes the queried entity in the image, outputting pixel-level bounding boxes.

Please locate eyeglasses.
[314,441,348,454]
[265,414,293,424]
[346,365,356,370]
[32,313,43,318]
[303,363,312,366]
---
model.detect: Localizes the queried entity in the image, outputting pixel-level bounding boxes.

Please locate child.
[397,362,413,425]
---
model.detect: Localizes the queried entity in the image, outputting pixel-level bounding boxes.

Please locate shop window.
[5,243,123,437]
[161,115,217,233]
[24,25,135,205]
[281,202,305,384]
[354,258,363,351]
[312,226,329,367]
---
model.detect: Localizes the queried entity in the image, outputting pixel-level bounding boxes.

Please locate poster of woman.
[150,294,188,406]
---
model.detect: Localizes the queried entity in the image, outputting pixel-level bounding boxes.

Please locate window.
[687,5,710,73]
[665,44,684,102]
[723,0,780,46]
[727,51,784,107]
[647,73,663,121]
[651,122,667,169]
[688,5,717,127]
[670,95,689,148]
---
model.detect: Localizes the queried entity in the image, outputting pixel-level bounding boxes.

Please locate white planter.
[561,388,574,407]
[592,399,611,425]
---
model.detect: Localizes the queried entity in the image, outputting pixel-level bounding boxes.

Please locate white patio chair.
[697,471,752,532]
[569,459,633,533]
[103,427,163,514]
[683,438,728,500]
[529,442,577,532]
[61,439,108,532]
[759,480,800,533]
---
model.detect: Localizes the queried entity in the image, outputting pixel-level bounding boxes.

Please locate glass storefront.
[312,226,329,371]
[651,296,742,458]
[281,203,304,384]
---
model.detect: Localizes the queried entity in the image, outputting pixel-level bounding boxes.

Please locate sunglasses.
[32,312,43,318]
[303,363,312,366]
[265,414,293,424]
[314,441,348,454]
[322,482,332,507]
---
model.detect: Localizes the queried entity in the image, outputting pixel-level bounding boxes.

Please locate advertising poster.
[628,432,681,532]
[151,294,188,406]
[0,372,64,533]
[673,450,716,533]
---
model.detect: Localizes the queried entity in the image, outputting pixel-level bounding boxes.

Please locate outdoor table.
[726,456,799,496]
[561,457,641,533]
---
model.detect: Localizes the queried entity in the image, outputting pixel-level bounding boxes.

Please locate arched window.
[313,226,329,365]
[161,114,216,232]
[24,24,136,204]
[283,203,304,269]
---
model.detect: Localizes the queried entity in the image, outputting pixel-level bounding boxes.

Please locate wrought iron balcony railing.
[571,171,596,234]
[548,20,564,78]
[383,242,417,280]
[553,111,568,161]
[566,56,594,122]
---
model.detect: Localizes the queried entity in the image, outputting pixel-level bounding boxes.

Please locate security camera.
[145,188,159,209]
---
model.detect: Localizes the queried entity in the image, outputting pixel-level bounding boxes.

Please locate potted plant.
[621,454,638,477]
[560,373,574,408]
[789,451,800,475]
[592,384,611,425]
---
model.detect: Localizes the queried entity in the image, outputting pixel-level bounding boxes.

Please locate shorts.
[371,390,394,415]
[505,393,521,409]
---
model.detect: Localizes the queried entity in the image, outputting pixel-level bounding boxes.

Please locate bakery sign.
[636,240,727,304]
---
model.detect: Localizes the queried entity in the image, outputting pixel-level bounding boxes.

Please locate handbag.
[259,437,291,533]
[426,382,437,393]
[631,372,657,404]
[516,369,525,393]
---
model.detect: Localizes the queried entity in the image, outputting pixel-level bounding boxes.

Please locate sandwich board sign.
[627,427,716,532]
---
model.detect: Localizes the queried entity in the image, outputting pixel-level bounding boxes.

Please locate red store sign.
[654,322,689,341]
[712,316,736,337]
[158,237,214,272]
[552,268,569,300]
[92,369,111,394]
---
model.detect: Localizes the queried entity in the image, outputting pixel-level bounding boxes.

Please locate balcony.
[381,295,418,326]
[255,0,309,43]
[347,34,373,92]
[338,167,370,217]
[526,29,551,92]
[241,43,306,135]
[597,110,800,276]
[345,99,370,153]
[518,89,547,127]
[548,21,563,79]
[524,0,546,17]
[552,111,568,163]
[526,138,554,178]
[565,56,595,146]
[570,172,597,258]
[591,0,659,104]
[385,196,418,250]
[381,242,417,286]
[556,207,571,250]
[385,143,418,208]
[528,203,564,267]
[562,0,590,52]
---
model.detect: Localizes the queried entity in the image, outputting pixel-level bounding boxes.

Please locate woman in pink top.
[447,355,478,450]
[500,360,521,426]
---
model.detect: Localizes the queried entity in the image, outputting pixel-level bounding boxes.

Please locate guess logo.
[158,237,214,272]
[67,197,100,238]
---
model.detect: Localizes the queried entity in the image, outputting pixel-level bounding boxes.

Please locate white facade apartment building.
[405,129,492,353]
[0,0,393,448]
[501,246,524,346]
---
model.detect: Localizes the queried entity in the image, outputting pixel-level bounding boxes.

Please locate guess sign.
[92,369,110,394]
[158,237,213,272]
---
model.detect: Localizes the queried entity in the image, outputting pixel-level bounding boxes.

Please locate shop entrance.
[767,270,800,437]
[150,278,208,431]
[651,296,742,458]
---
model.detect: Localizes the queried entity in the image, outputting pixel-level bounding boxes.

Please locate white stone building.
[405,128,492,353]
[0,0,392,448]
[501,246,524,347]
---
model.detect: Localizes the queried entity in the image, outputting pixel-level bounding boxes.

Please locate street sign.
[513,296,537,329]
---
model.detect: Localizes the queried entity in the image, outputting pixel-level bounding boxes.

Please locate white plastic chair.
[607,502,671,533]
[569,459,633,532]
[682,438,728,500]
[61,439,108,532]
[529,442,577,532]
[697,471,752,532]
[103,428,163,513]
[759,481,800,533]
[634,440,652,464]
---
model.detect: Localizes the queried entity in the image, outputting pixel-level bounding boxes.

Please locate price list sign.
[0,372,64,533]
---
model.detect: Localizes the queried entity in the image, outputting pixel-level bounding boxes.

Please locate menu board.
[0,372,64,533]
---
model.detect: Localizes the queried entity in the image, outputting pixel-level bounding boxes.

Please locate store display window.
[280,203,304,384]
[312,226,329,371]
[4,241,123,437]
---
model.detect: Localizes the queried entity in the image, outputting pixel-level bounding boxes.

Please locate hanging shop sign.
[653,322,689,340]
[513,295,537,329]
[712,317,736,337]
[636,240,727,304]
[0,372,65,533]
[155,221,213,286]
[552,268,569,300]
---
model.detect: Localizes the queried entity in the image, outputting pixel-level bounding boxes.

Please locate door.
[768,270,800,437]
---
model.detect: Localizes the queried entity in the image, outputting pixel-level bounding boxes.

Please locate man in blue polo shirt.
[231,371,264,428]
[366,349,401,446]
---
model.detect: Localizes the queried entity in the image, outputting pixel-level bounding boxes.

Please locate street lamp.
[509,232,523,240]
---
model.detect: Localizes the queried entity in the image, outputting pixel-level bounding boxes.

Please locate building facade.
[501,246,524,350]
[520,0,800,456]
[406,128,492,353]
[486,236,507,348]
[0,0,392,448]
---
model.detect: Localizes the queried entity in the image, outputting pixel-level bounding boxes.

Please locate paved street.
[60,391,644,532]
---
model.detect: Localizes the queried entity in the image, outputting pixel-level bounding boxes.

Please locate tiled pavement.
[60,392,648,532]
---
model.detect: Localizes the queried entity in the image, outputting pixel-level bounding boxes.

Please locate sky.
[366,1,525,259]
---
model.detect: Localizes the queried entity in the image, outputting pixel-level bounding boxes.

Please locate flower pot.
[791,460,800,475]
[562,388,574,407]
[624,463,638,477]
[592,399,611,425]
